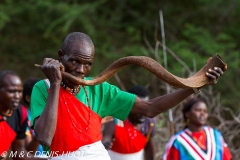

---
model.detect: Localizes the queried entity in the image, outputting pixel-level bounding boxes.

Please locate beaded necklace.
[61,83,92,133]
[60,81,81,95]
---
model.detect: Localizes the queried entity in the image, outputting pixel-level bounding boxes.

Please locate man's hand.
[205,67,224,85]
[102,139,115,150]
[41,58,64,84]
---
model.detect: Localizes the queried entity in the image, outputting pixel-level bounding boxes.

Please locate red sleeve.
[223,143,232,160]
[166,146,180,160]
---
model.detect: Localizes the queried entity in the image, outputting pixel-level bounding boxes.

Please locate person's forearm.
[144,138,156,160]
[34,82,60,146]
[150,88,193,115]
[132,88,194,117]
[102,121,115,150]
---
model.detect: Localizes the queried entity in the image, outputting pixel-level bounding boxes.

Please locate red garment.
[166,129,232,160]
[0,105,27,155]
[111,120,147,154]
[0,118,16,155]
[50,88,102,155]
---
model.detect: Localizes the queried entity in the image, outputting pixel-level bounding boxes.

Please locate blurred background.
[0,0,239,159]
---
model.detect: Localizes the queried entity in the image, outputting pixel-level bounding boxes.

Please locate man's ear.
[58,49,64,61]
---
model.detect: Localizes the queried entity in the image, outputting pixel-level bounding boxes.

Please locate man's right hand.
[41,58,64,84]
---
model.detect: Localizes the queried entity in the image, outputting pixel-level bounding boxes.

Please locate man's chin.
[70,74,84,79]
[65,78,83,87]
[10,104,19,110]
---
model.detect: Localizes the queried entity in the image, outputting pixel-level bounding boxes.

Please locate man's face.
[186,101,208,126]
[59,42,94,87]
[0,74,23,110]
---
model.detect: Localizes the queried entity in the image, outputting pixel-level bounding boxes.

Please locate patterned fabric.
[111,120,147,154]
[163,126,225,160]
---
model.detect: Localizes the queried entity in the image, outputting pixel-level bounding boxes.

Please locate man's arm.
[131,67,224,117]
[132,88,194,117]
[144,137,156,160]
[101,121,115,150]
[34,58,63,146]
[34,82,60,147]
[11,139,47,160]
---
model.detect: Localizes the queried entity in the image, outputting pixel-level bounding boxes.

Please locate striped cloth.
[163,126,225,160]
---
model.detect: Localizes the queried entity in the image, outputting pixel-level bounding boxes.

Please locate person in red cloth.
[0,70,47,160]
[30,32,225,160]
[163,98,232,160]
[102,85,156,160]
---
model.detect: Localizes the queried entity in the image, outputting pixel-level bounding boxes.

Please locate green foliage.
[0,0,239,109]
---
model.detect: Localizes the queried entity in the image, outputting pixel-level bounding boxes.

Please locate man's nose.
[14,92,22,99]
[200,110,206,115]
[76,64,85,73]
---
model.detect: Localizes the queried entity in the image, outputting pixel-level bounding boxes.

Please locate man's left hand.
[206,67,224,85]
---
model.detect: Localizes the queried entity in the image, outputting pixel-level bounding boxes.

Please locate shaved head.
[0,70,19,88]
[61,32,94,54]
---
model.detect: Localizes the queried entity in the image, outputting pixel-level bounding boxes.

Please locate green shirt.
[30,78,136,127]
